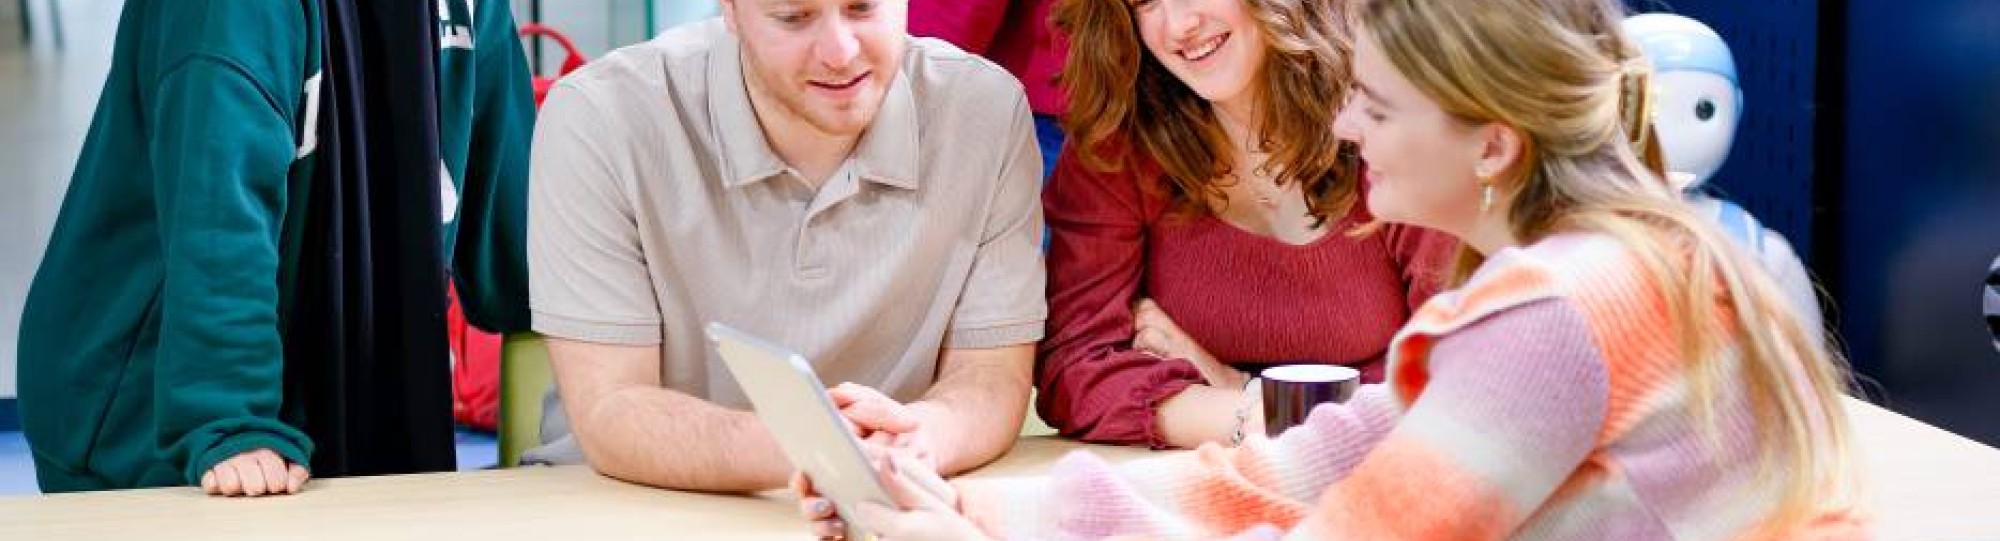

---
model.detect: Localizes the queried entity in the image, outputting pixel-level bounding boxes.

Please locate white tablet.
[705,322,893,535]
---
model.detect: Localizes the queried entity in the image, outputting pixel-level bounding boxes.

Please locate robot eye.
[1695,98,1717,122]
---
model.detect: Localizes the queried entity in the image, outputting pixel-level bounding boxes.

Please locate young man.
[523,0,1046,491]
[19,0,533,496]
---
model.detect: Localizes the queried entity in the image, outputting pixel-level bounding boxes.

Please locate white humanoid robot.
[1625,13,1825,341]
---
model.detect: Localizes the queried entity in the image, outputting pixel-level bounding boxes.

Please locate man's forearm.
[573,385,794,492]
[912,345,1034,475]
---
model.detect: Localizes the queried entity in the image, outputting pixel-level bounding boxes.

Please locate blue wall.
[1834,0,2000,443]
[1639,0,2000,444]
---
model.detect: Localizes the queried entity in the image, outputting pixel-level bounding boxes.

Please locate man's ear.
[719,0,739,35]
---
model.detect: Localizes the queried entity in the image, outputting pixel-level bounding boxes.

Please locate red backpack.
[447,284,505,430]
[448,24,589,431]
[519,23,588,106]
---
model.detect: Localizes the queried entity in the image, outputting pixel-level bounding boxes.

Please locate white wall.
[1,0,123,400]
[513,0,717,71]
[516,0,615,67]
[659,1,720,30]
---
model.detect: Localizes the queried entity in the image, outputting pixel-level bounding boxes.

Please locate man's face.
[722,0,908,137]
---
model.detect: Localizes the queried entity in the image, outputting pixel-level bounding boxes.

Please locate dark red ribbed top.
[1037,147,1457,448]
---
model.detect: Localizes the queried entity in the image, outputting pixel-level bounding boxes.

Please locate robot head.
[1624,13,1742,190]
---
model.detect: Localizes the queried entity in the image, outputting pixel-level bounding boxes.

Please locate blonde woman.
[794,0,1864,538]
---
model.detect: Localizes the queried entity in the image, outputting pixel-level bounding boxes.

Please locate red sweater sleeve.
[1037,148,1207,449]
[906,0,1012,54]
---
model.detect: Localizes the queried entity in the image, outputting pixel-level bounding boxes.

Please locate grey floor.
[0,429,35,495]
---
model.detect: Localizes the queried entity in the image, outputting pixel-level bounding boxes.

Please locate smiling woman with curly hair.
[1033,0,1457,450]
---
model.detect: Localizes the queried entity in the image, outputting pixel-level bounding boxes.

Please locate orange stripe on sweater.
[1563,259,1685,444]
[1305,437,1519,540]
[1178,445,1309,536]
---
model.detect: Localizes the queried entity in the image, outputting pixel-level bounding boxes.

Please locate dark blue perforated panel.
[1633,0,1820,256]
[1637,0,2000,445]
[1831,0,2000,444]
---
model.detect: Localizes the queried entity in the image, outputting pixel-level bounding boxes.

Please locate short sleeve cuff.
[944,320,1045,350]
[531,310,661,346]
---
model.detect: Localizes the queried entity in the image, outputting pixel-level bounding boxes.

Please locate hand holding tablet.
[706,323,966,540]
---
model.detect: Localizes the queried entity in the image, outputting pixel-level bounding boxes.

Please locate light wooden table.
[1843,397,2000,540]
[1,399,1994,540]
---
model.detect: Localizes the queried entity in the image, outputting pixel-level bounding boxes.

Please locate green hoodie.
[438,0,535,332]
[18,0,532,492]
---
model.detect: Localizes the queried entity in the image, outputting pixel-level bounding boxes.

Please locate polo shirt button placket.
[797,215,832,281]
[798,261,831,280]
[795,165,859,281]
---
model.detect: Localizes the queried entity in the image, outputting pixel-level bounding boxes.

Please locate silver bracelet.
[1228,413,1249,446]
[1227,378,1261,447]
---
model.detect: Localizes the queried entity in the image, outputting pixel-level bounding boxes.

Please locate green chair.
[497,332,554,467]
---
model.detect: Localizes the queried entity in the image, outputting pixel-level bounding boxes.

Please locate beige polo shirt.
[522,19,1046,461]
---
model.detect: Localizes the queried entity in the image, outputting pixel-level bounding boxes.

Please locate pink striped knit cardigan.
[958,232,1866,540]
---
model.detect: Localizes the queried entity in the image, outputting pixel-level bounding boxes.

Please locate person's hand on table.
[1133,298,1248,390]
[200,448,310,497]
[828,382,940,470]
[793,451,991,541]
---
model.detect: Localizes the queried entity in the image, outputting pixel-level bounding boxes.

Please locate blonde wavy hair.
[1353,0,1857,533]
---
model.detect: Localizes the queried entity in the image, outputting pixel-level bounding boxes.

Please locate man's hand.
[1132,298,1248,390]
[828,383,939,470]
[199,448,309,497]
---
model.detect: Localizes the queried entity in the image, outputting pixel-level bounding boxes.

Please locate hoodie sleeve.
[147,53,314,484]
[450,0,537,333]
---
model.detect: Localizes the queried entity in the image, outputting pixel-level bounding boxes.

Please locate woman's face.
[1131,0,1268,108]
[1334,27,1492,237]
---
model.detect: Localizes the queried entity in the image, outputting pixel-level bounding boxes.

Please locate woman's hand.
[794,452,992,541]
[1133,298,1248,389]
[200,448,309,497]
